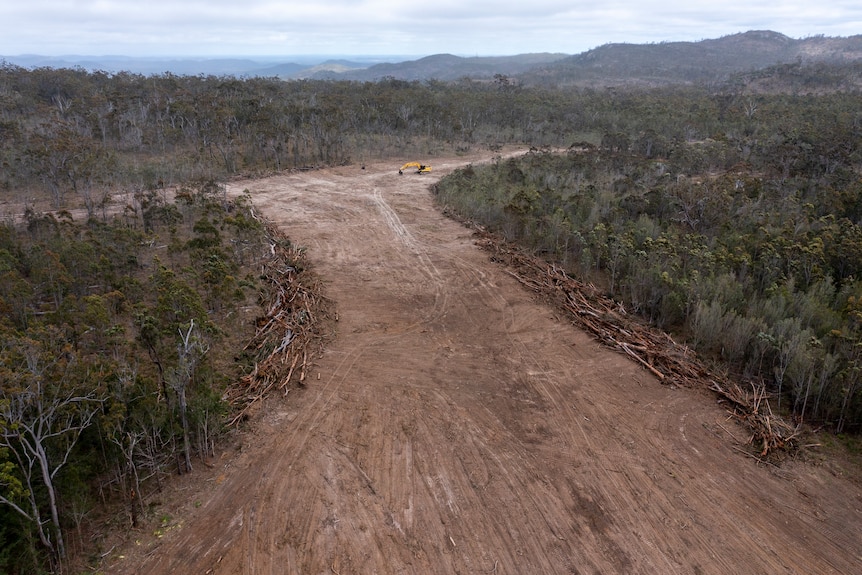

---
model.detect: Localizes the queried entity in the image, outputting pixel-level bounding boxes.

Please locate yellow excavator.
[399,162,432,174]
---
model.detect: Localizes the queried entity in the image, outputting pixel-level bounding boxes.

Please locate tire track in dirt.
[370,185,451,328]
[112,152,862,575]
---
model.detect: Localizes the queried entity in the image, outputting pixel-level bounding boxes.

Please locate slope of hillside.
[315,53,570,81]
[521,30,862,86]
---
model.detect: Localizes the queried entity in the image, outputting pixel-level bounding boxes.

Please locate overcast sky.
[2,1,860,58]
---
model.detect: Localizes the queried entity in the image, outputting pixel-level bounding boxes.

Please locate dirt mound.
[106,151,862,574]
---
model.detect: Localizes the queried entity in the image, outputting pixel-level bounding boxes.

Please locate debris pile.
[225,222,331,425]
[474,228,799,457]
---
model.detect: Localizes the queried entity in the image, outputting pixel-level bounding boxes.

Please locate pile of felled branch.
[472,228,799,457]
[224,222,331,426]
[708,380,801,457]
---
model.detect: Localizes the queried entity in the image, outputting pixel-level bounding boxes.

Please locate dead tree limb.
[471,227,799,457]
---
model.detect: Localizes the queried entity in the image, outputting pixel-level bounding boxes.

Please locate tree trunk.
[179,386,192,473]
[36,442,66,562]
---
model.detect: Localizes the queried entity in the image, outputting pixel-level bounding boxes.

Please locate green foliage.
[0,186,271,572]
[437,111,862,432]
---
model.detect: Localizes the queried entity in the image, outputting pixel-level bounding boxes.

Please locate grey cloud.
[2,0,859,57]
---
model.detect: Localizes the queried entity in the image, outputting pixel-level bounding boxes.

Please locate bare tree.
[169,319,209,473]
[0,342,102,566]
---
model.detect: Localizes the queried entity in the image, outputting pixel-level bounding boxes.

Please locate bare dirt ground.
[109,150,862,574]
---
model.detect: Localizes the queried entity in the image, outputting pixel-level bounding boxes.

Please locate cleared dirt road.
[115,152,861,574]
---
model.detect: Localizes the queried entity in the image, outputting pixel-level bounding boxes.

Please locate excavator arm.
[399,162,432,174]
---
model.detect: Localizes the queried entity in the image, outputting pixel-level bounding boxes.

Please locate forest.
[434,87,862,434]
[0,60,861,572]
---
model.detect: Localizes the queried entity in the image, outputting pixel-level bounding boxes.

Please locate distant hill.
[4,31,862,88]
[269,59,369,79]
[0,54,377,78]
[0,55,281,76]
[517,31,862,87]
[315,31,862,88]
[0,52,568,81]
[308,53,570,81]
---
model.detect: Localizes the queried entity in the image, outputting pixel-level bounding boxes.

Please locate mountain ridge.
[4,31,862,87]
[523,31,862,86]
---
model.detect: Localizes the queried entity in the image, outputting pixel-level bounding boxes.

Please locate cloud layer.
[4,1,861,56]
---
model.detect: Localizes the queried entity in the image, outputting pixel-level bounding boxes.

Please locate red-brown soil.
[107,150,862,574]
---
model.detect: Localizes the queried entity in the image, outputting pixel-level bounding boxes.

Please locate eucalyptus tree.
[0,326,105,566]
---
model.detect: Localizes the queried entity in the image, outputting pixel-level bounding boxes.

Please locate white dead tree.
[0,348,102,566]
[168,319,208,473]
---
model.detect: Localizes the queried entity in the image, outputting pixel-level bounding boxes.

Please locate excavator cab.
[399,162,432,174]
